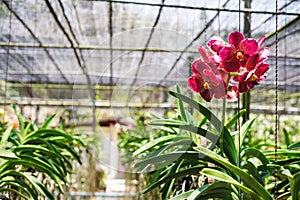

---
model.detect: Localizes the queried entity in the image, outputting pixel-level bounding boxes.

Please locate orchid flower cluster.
[188,31,270,102]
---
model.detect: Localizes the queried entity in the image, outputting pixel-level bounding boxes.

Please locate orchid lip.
[203,82,210,90]
[236,51,244,59]
[251,74,258,81]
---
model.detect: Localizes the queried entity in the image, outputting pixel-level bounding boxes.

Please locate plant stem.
[220,75,230,155]
[220,95,227,156]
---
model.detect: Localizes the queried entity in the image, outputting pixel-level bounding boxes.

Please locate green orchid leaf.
[283,128,291,148]
[201,168,262,199]
[264,149,300,157]
[195,146,272,200]
[288,141,300,150]
[161,159,183,199]
[143,166,203,193]
[292,172,300,200]
[225,109,246,129]
[25,174,55,199]
[1,176,35,198]
[241,147,269,166]
[176,85,188,122]
[150,119,218,142]
[282,170,300,200]
[234,118,255,149]
[187,181,238,200]
[169,91,238,165]
[170,190,194,200]
[241,161,264,185]
[41,113,56,128]
[0,149,19,160]
[1,125,13,146]
[12,104,25,135]
[0,187,30,200]
[135,151,204,172]
[133,135,179,157]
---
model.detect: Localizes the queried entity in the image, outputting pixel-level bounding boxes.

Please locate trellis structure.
[0,0,299,122]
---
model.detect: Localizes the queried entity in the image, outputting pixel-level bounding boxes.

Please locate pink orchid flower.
[219,31,259,72]
[188,48,226,102]
[188,32,270,102]
[238,53,270,93]
[226,83,239,102]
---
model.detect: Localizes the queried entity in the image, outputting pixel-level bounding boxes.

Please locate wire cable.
[3,0,12,121]
[274,0,279,198]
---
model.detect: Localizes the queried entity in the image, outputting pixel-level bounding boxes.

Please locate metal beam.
[1,42,300,59]
[1,97,299,115]
[91,0,300,16]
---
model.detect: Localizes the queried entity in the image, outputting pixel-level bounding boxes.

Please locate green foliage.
[133,87,300,200]
[0,105,83,199]
[118,111,174,200]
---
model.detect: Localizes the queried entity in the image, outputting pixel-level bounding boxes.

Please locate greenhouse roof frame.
[0,0,299,113]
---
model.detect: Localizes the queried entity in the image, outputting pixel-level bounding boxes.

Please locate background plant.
[118,110,174,200]
[0,105,84,200]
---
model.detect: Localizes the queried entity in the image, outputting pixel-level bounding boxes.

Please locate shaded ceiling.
[0,0,299,112]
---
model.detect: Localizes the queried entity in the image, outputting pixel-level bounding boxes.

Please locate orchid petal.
[203,69,220,86]
[246,53,260,71]
[255,63,269,77]
[222,60,240,72]
[219,46,235,62]
[198,46,210,63]
[257,35,266,47]
[239,38,258,55]
[214,80,227,98]
[207,36,226,54]
[258,47,271,61]
[238,72,249,93]
[200,90,213,102]
[228,31,244,48]
[191,59,210,75]
[188,74,205,92]
[226,85,239,102]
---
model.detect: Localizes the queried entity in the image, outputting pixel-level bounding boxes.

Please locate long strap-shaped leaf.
[150,119,218,142]
[135,151,206,171]
[143,166,205,193]
[169,91,237,165]
[133,135,179,157]
[195,146,272,200]
[0,149,19,160]
[187,181,239,200]
[201,168,262,199]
